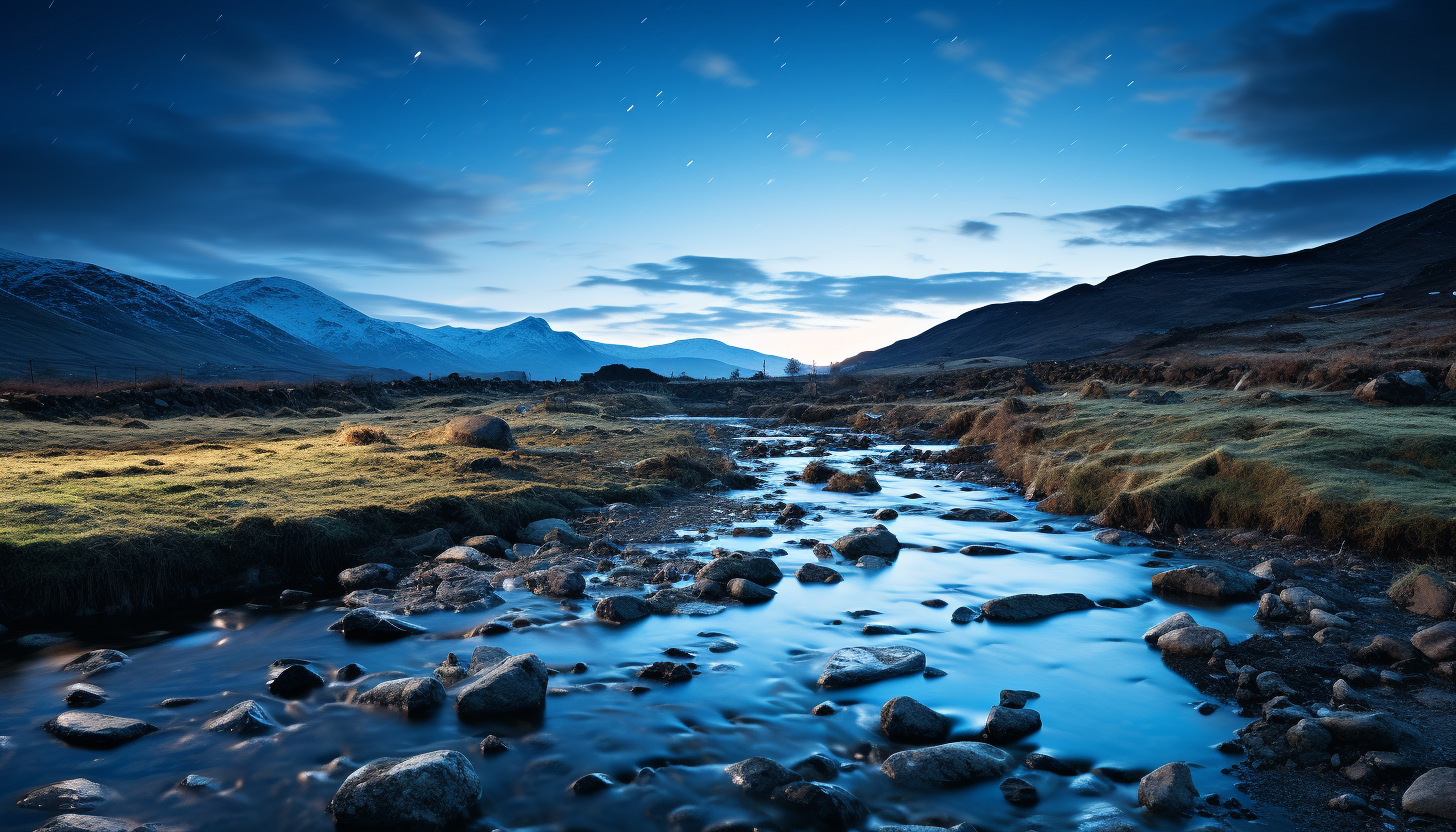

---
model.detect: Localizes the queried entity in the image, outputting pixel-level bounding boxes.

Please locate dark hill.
[837,193,1456,370]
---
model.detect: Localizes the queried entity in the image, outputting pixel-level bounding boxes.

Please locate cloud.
[0,110,491,279]
[683,50,756,88]
[198,24,354,95]
[345,0,497,68]
[1047,167,1456,250]
[973,38,1105,124]
[337,291,513,324]
[616,307,811,332]
[955,220,999,240]
[915,10,959,31]
[578,256,773,295]
[1186,0,1456,163]
[542,305,656,322]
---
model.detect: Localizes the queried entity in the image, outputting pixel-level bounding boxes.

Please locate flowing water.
[0,426,1279,831]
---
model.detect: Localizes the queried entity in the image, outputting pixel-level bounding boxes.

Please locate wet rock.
[455,654,548,720]
[802,460,841,484]
[1331,678,1367,709]
[818,646,926,688]
[461,535,511,558]
[983,705,1041,743]
[780,503,809,520]
[939,507,1017,523]
[1256,670,1296,698]
[1000,776,1038,806]
[811,702,837,716]
[466,647,509,675]
[726,578,776,604]
[280,589,313,606]
[444,414,515,449]
[830,527,900,559]
[725,757,802,798]
[792,754,839,781]
[1286,719,1332,753]
[999,689,1040,709]
[177,774,222,791]
[433,656,468,687]
[980,593,1094,621]
[63,683,108,708]
[873,508,898,521]
[1156,626,1229,657]
[959,544,1015,556]
[1412,621,1456,662]
[525,568,586,598]
[1142,612,1196,643]
[1353,634,1418,665]
[879,742,1013,786]
[336,663,366,682]
[1390,569,1456,618]
[638,662,692,682]
[1024,751,1078,775]
[327,749,480,830]
[338,563,396,591]
[824,471,882,493]
[1093,529,1150,547]
[569,773,614,795]
[1280,586,1334,613]
[33,815,139,832]
[328,609,426,641]
[44,712,157,748]
[856,555,890,570]
[203,700,277,734]
[356,676,447,716]
[1256,593,1289,621]
[1404,767,1456,820]
[479,735,508,754]
[797,563,843,584]
[520,518,574,545]
[268,664,325,698]
[1317,712,1421,751]
[62,650,130,678]
[1071,773,1114,795]
[1250,558,1294,581]
[863,623,906,635]
[1328,793,1368,812]
[950,606,975,624]
[1355,370,1437,406]
[1309,608,1347,629]
[17,778,114,811]
[1151,564,1261,600]
[880,696,951,744]
[771,781,868,830]
[1137,762,1197,815]
[698,557,783,585]
[595,595,652,623]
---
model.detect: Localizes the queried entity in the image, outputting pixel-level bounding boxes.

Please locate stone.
[796,563,843,584]
[959,544,1015,556]
[1256,593,1289,621]
[1024,751,1077,775]
[16,778,114,812]
[460,535,510,558]
[569,773,614,794]
[999,776,1038,806]
[1328,793,1368,812]
[697,557,783,585]
[203,700,277,734]
[525,568,586,597]
[455,654,548,720]
[726,577,776,604]
[1404,767,1456,819]
[818,646,926,688]
[1286,719,1332,753]
[1143,612,1196,643]
[638,662,692,682]
[44,712,157,748]
[824,471,882,493]
[725,757,802,798]
[879,742,1014,786]
[983,705,1041,742]
[1331,678,1366,709]
[950,606,975,624]
[1355,370,1436,406]
[1391,569,1456,617]
[939,506,1018,523]
[1309,609,1347,629]
[999,689,1040,709]
[880,696,951,744]
[328,609,426,641]
[33,816,138,832]
[268,663,325,698]
[467,645,509,675]
[1353,634,1418,665]
[1151,564,1261,600]
[595,594,652,623]
[280,589,313,605]
[1317,712,1421,751]
[63,683,108,708]
[1280,586,1335,613]
[1156,626,1229,657]
[397,528,453,556]
[873,508,899,521]
[62,649,130,677]
[328,750,480,830]
[1093,529,1151,547]
[1256,670,1297,698]
[1250,558,1294,581]
[520,518,573,545]
[479,735,508,754]
[338,563,396,591]
[1137,762,1197,815]
[1412,621,1456,662]
[771,781,868,830]
[356,677,447,716]
[856,555,890,569]
[792,754,839,781]
[830,527,900,559]
[336,663,366,682]
[443,414,515,449]
[981,593,1094,621]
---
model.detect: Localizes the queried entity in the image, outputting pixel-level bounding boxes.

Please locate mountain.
[396,317,612,381]
[589,337,791,377]
[838,193,1456,371]
[0,250,379,382]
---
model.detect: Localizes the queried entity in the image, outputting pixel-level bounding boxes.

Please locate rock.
[879,742,1013,786]
[569,773,614,795]
[328,609,426,641]
[1156,626,1229,656]
[981,593,1094,621]
[1391,569,1456,617]
[336,663,366,682]
[460,535,510,558]
[830,527,900,559]
[824,471,882,493]
[16,633,69,650]
[950,606,975,624]
[396,528,453,556]
[999,689,1040,709]
[1309,608,1347,629]
[1404,767,1456,819]
[63,683,108,708]
[479,735,508,754]
[856,555,890,570]
[880,696,951,744]
[1331,678,1367,709]
[16,778,114,811]
[959,544,1015,556]
[1092,528,1151,546]
[873,508,898,521]
[328,750,480,830]
[1071,773,1114,795]
[999,776,1038,806]
[1151,564,1261,600]
[1412,621,1456,661]
[62,649,130,677]
[356,676,447,716]
[638,661,692,682]
[1256,670,1297,698]
[1137,762,1197,815]
[43,712,157,748]
[780,503,809,519]
[1355,370,1437,406]
[726,578,776,604]
[455,654,548,720]
[33,815,139,832]
[338,563,396,591]
[983,705,1041,742]
[1318,712,1421,751]
[797,563,843,584]
[1256,592,1289,621]
[268,664,325,698]
[203,700,277,734]
[1280,586,1335,613]
[725,757,802,798]
[1250,558,1294,581]
[792,754,839,781]
[280,589,313,605]
[802,460,840,484]
[177,774,222,790]
[771,781,868,830]
[863,623,906,635]
[443,414,515,449]
[698,557,783,585]
[595,594,652,623]
[1024,751,1077,775]
[525,568,586,597]
[467,645,510,675]
[1143,612,1197,643]
[520,518,573,545]
[818,646,926,688]
[939,507,1017,523]
[1286,719,1332,753]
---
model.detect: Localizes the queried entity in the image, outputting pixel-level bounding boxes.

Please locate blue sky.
[4,0,1453,362]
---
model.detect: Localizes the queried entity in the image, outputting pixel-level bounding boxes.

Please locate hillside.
[838,193,1456,371]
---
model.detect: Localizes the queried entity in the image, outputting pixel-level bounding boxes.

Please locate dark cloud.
[1188,0,1456,163]
[615,307,811,333]
[0,111,491,279]
[542,305,657,322]
[1048,167,1456,250]
[576,256,772,296]
[955,220,999,240]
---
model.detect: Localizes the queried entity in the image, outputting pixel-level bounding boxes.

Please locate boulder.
[1281,586,1335,613]
[1256,592,1289,621]
[725,757,802,798]
[824,471,882,493]
[43,712,157,748]
[355,677,447,716]
[1151,563,1261,600]
[203,700,277,734]
[1156,626,1229,657]
[1142,612,1196,643]
[328,609,426,641]
[520,518,573,545]
[879,742,1013,786]
[880,696,951,744]
[455,654,548,720]
[327,750,480,830]
[1250,558,1294,581]
[726,577,776,604]
[594,595,652,623]
[459,535,510,558]
[999,776,1038,806]
[525,568,586,598]
[698,557,783,585]
[63,683,108,708]
[1404,767,1456,820]
[818,645,926,688]
[1318,712,1421,751]
[999,689,1040,709]
[796,563,843,584]
[443,415,515,449]
[980,593,1094,621]
[1355,370,1437,406]
[1391,569,1456,618]
[1413,622,1456,661]
[830,527,900,559]
[397,528,453,556]
[568,773,613,795]
[338,563,396,591]
[1286,719,1333,753]
[771,781,868,830]
[1137,762,1197,815]
[62,649,130,678]
[268,664,325,698]
[984,705,1041,742]
[802,461,841,484]
[467,645,510,675]
[939,507,1017,523]
[33,816,139,832]
[16,778,114,812]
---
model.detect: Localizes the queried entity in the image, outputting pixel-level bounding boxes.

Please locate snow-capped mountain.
[589,337,791,377]
[395,317,614,381]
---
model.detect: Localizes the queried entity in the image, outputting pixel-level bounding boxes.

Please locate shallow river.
[0,427,1279,831]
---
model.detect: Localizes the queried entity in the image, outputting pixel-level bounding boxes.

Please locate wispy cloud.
[955,220,999,240]
[683,50,757,88]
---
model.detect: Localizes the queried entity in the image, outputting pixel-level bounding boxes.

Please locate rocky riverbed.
[3,421,1454,832]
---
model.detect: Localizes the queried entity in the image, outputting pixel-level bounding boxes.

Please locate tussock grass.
[337,424,391,445]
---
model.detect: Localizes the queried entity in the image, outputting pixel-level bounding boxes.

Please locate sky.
[3,0,1454,363]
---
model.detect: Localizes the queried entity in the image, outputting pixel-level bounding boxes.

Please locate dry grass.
[337,424,391,445]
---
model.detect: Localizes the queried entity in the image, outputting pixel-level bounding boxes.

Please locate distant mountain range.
[838,193,1456,371]
[0,251,789,382]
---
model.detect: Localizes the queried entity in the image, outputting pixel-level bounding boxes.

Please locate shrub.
[338,425,391,445]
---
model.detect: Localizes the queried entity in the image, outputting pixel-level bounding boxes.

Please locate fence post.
[94,365,99,390]
[29,359,35,383]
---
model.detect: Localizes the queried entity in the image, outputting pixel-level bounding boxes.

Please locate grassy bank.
[0,390,706,621]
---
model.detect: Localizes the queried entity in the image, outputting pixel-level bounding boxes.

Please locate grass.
[0,391,704,621]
